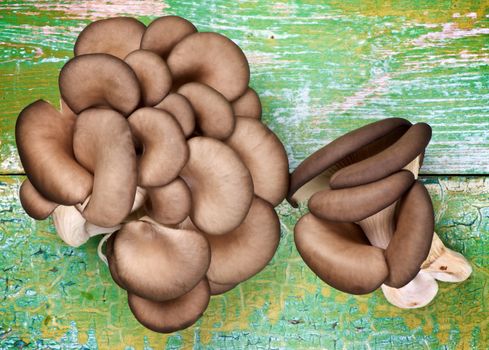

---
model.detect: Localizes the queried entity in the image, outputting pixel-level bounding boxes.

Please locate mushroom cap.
[128,107,189,187]
[384,181,435,288]
[15,100,93,205]
[74,17,146,59]
[232,87,262,119]
[127,278,210,333]
[226,117,289,206]
[145,177,191,225]
[140,15,197,58]
[308,170,415,222]
[73,108,137,227]
[208,280,237,295]
[59,53,141,116]
[178,82,235,140]
[108,219,210,302]
[154,93,195,137]
[330,123,432,189]
[167,32,250,101]
[204,196,280,285]
[180,137,254,235]
[124,49,172,106]
[288,118,411,206]
[19,179,58,220]
[294,213,389,294]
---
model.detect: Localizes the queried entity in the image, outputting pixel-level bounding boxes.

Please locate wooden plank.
[0,175,487,349]
[1,1,489,174]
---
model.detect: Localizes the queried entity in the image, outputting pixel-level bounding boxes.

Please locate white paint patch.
[0,144,22,172]
[414,23,489,47]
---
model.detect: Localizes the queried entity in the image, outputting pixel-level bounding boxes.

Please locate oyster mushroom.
[180,197,280,287]
[127,278,210,333]
[140,15,197,58]
[59,53,141,116]
[128,107,188,187]
[73,108,137,227]
[178,82,235,140]
[19,179,58,220]
[232,87,262,119]
[167,32,250,101]
[180,137,254,235]
[74,17,146,59]
[16,100,93,205]
[124,49,172,106]
[145,177,191,225]
[289,118,471,308]
[226,117,289,207]
[154,93,195,137]
[106,218,210,302]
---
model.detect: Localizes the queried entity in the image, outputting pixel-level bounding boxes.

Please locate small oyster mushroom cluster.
[288,118,472,308]
[16,16,289,332]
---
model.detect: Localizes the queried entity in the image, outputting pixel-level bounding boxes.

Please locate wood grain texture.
[0,1,489,174]
[0,176,487,349]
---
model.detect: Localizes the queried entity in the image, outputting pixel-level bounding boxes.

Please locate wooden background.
[0,0,488,349]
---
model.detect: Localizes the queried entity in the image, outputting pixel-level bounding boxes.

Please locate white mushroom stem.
[97,232,114,266]
[52,205,120,247]
[421,233,472,282]
[356,202,396,249]
[381,270,438,309]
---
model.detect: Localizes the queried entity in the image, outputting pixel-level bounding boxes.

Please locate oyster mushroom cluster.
[16,16,289,332]
[288,118,472,308]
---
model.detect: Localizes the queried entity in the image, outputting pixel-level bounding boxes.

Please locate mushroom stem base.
[381,270,438,308]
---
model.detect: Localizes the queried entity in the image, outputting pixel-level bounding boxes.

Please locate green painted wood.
[0,176,487,349]
[1,1,489,174]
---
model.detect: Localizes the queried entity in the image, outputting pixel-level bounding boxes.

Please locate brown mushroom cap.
[59,53,141,116]
[204,196,280,285]
[208,280,237,295]
[128,108,189,187]
[178,82,235,140]
[384,181,435,288]
[309,170,415,222]
[15,100,93,205]
[329,123,432,189]
[226,117,289,206]
[167,32,250,101]
[154,93,195,137]
[232,87,262,119]
[109,219,210,302]
[145,178,191,225]
[74,17,146,59]
[19,179,58,220]
[294,214,389,294]
[127,278,210,333]
[180,137,254,235]
[124,49,172,106]
[73,108,137,227]
[140,16,197,59]
[288,118,411,206]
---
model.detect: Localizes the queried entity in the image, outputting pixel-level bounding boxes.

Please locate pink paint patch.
[34,47,43,57]
[34,0,168,20]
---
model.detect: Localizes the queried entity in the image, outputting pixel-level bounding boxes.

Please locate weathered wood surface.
[0,1,489,174]
[1,1,489,349]
[0,176,487,349]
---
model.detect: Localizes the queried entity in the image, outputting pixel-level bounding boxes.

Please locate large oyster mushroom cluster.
[16,16,289,332]
[288,118,472,308]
